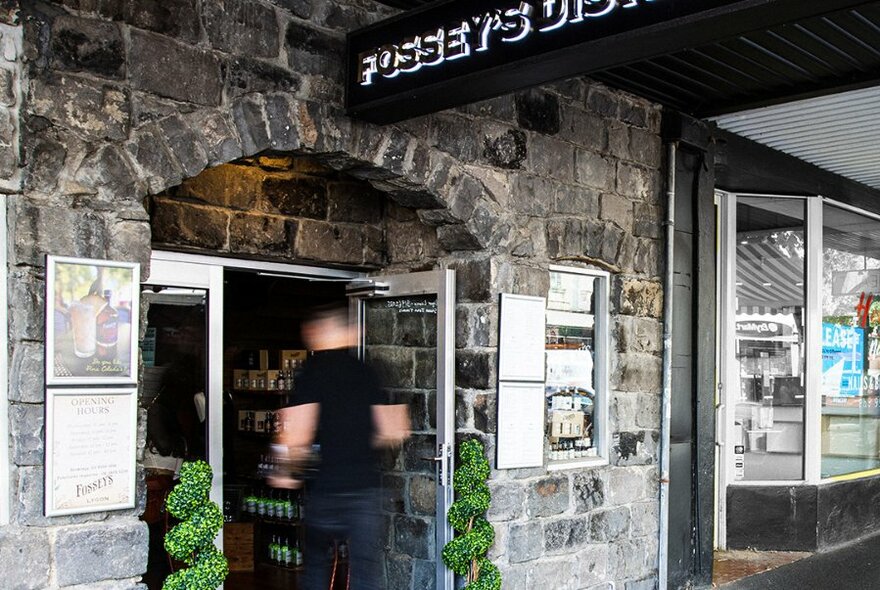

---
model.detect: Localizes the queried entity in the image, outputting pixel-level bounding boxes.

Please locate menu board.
[498,294,547,382]
[45,388,137,516]
[822,322,864,397]
[497,382,545,469]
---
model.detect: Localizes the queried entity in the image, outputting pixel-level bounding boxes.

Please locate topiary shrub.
[162,460,229,590]
[441,439,502,590]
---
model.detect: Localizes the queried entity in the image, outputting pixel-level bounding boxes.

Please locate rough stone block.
[129,30,223,106]
[228,213,292,255]
[176,163,261,210]
[634,203,663,239]
[544,516,589,552]
[54,520,149,586]
[626,577,659,590]
[402,433,437,475]
[429,115,480,163]
[455,349,494,390]
[409,474,435,516]
[527,476,570,518]
[365,346,414,389]
[611,430,660,467]
[0,526,50,590]
[616,316,663,354]
[509,520,543,563]
[634,238,661,276]
[559,107,606,151]
[203,0,280,58]
[232,96,271,156]
[619,279,663,318]
[630,501,659,537]
[414,349,436,391]
[452,257,492,303]
[327,181,383,223]
[158,116,209,179]
[460,94,516,122]
[30,74,130,141]
[10,403,43,466]
[526,558,576,588]
[455,303,494,350]
[227,57,301,100]
[0,66,15,106]
[601,194,634,232]
[8,267,44,342]
[264,94,301,153]
[437,224,483,251]
[575,149,615,191]
[263,174,328,219]
[629,127,662,166]
[51,15,124,78]
[587,85,620,119]
[482,125,527,170]
[613,353,662,393]
[589,506,631,542]
[126,125,182,195]
[526,134,575,183]
[187,109,243,166]
[617,163,659,202]
[412,559,436,589]
[487,480,525,522]
[387,220,439,264]
[124,0,201,43]
[269,0,312,18]
[393,515,433,560]
[574,544,609,587]
[75,144,140,197]
[9,340,44,403]
[384,554,412,589]
[516,89,561,135]
[150,199,228,250]
[619,99,650,128]
[382,473,405,514]
[573,471,606,514]
[473,393,496,434]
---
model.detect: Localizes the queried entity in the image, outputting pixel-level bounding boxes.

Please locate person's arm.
[372,403,411,448]
[267,403,319,489]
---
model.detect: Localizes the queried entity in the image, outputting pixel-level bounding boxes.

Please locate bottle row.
[268,535,304,568]
[234,359,304,392]
[239,411,285,434]
[548,438,597,461]
[243,487,303,521]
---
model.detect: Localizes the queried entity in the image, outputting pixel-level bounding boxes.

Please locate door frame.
[348,269,456,590]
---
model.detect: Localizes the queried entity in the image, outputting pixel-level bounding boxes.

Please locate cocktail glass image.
[69,301,96,358]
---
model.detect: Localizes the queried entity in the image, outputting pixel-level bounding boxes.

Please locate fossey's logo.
[357,0,657,87]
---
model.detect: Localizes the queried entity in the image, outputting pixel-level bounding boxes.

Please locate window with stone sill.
[545,266,609,468]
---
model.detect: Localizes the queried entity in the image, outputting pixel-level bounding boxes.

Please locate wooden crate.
[223,523,255,572]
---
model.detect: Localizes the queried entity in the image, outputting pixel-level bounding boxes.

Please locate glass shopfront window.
[545,268,608,465]
[822,204,880,478]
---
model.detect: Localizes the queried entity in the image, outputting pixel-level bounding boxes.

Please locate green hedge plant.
[163,461,229,590]
[441,439,502,590]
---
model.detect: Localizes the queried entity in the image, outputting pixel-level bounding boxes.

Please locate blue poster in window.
[822,323,864,397]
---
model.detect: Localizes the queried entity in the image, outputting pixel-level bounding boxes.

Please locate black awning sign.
[346,0,868,124]
[356,1,649,88]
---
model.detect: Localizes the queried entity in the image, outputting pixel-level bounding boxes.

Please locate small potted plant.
[162,461,229,590]
[442,439,502,590]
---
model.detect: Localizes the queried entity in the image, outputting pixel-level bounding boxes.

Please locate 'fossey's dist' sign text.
[358,0,656,87]
[346,0,757,123]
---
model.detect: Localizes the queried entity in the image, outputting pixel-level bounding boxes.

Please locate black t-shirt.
[293,349,387,493]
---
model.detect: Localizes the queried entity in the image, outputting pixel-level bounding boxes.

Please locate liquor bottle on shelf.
[294,537,304,567]
[277,367,286,391]
[283,537,292,567]
[269,535,278,564]
[95,290,119,362]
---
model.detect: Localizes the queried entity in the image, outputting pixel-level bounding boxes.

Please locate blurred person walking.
[270,305,410,590]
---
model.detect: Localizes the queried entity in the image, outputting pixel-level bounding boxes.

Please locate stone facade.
[3,1,666,589]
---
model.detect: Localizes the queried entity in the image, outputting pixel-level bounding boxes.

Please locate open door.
[348,270,455,590]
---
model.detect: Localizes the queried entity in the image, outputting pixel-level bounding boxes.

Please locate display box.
[233,370,249,390]
[248,370,268,390]
[549,410,584,440]
[266,370,281,390]
[259,349,270,371]
[279,349,308,367]
[253,410,270,433]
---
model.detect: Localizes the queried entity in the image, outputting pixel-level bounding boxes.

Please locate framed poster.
[46,256,140,385]
[45,387,137,516]
[498,294,546,382]
[497,381,545,469]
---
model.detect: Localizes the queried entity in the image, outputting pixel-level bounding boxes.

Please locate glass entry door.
[717,193,814,549]
[348,270,455,590]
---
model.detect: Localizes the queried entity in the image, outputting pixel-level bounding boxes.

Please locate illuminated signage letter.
[472,12,499,52]
[421,27,446,66]
[538,0,568,31]
[398,35,423,72]
[583,0,618,18]
[501,3,533,43]
[376,44,400,79]
[445,21,472,61]
[358,50,379,86]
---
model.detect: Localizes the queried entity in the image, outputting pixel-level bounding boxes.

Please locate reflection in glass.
[546,271,597,462]
[822,205,880,478]
[733,198,806,481]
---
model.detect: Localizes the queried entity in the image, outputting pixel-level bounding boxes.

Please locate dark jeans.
[303,488,383,590]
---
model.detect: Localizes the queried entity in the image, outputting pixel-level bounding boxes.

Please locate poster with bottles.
[46,256,140,385]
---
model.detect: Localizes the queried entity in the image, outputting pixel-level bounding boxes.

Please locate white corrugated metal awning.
[713,85,880,190]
